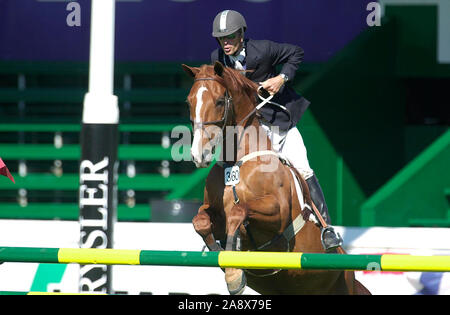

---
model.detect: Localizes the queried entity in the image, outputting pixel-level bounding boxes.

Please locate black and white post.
[79,0,119,294]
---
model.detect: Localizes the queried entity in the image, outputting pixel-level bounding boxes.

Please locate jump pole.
[79,0,118,294]
[1,247,450,272]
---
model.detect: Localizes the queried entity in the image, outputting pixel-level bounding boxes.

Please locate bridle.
[192,76,290,131]
[192,76,267,156]
[192,76,267,133]
[191,76,290,155]
[192,77,234,138]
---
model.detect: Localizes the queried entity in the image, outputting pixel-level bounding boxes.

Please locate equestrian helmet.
[212,10,247,38]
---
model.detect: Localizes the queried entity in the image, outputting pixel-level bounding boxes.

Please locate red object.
[0,158,15,183]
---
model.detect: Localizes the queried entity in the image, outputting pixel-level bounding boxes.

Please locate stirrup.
[321,226,343,252]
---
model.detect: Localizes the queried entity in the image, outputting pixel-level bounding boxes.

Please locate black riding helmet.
[212,10,247,38]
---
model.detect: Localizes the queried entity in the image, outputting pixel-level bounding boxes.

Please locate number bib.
[224,165,240,186]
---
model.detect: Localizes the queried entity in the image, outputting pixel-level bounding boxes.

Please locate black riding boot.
[306,174,343,252]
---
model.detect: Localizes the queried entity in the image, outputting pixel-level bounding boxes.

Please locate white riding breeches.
[260,122,314,180]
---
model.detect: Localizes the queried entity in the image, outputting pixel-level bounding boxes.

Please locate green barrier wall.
[293,17,404,226]
[361,130,450,227]
[292,6,449,227]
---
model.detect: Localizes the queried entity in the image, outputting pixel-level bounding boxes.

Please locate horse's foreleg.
[225,203,247,251]
[224,203,248,295]
[192,205,223,251]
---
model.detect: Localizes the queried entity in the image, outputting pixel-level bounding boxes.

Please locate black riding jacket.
[211,38,310,130]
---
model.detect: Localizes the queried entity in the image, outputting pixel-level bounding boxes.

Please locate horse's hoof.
[226,269,247,295]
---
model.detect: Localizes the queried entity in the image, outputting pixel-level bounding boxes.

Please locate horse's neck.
[237,119,270,162]
[223,98,271,163]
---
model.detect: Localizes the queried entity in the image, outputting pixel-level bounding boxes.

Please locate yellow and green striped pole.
[0,247,449,272]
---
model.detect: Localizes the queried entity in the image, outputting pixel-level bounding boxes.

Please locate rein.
[193,76,289,153]
[193,76,255,129]
[193,76,291,130]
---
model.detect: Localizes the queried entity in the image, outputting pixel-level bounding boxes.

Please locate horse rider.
[210,9,343,252]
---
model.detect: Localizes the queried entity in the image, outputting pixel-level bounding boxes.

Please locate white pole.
[82,0,119,124]
[79,0,119,294]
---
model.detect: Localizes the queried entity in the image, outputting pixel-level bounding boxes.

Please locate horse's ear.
[182,64,199,78]
[213,61,224,77]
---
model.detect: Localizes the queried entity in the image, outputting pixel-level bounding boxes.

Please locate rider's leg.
[305,173,331,224]
[305,173,343,251]
[265,124,343,252]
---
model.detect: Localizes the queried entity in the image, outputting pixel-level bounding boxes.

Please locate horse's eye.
[216,98,225,106]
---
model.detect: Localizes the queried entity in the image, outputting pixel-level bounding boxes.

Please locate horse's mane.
[199,64,259,104]
[221,66,259,101]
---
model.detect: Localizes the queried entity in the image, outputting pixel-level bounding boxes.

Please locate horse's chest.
[222,183,254,211]
[222,186,237,209]
[207,165,254,210]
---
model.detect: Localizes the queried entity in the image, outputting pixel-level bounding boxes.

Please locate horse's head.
[182,62,258,168]
[182,62,232,168]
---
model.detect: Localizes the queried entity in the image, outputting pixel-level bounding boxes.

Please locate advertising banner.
[0,0,375,62]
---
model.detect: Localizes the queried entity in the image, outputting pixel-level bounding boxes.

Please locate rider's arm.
[269,41,304,83]
[259,41,303,94]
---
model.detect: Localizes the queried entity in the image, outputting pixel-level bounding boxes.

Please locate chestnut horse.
[182,62,371,295]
